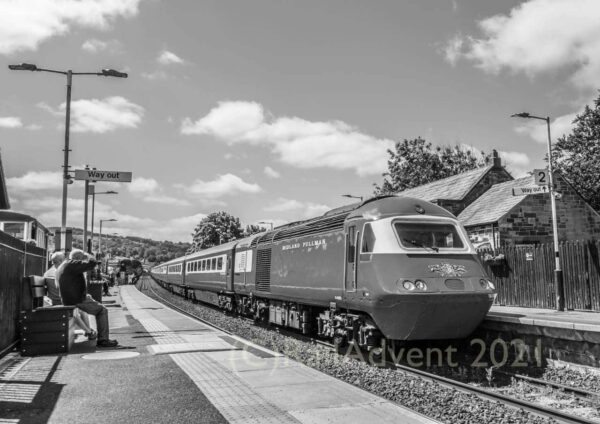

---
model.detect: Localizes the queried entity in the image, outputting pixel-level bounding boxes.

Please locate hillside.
[48,227,191,264]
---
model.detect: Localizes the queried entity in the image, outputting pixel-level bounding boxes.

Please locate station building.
[396,150,600,248]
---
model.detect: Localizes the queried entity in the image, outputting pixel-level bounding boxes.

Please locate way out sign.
[74,169,132,182]
[512,185,549,196]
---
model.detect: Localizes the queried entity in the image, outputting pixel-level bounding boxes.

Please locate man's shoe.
[97,339,119,348]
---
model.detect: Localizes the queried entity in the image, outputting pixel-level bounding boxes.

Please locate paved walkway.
[0,284,436,424]
[488,305,600,332]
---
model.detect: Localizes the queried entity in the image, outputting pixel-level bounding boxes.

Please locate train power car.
[151,196,496,350]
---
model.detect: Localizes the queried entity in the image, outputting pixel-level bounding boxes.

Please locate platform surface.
[0,283,437,424]
[488,305,600,332]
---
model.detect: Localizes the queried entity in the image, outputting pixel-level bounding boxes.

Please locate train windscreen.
[394,222,464,250]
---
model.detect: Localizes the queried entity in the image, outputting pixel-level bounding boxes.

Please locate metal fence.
[480,240,600,311]
[0,230,47,353]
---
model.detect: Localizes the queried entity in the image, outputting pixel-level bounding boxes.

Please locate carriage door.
[345,225,359,292]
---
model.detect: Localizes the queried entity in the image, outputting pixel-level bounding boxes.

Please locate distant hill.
[48,227,191,264]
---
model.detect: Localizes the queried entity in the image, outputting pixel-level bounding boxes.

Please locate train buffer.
[0,284,438,424]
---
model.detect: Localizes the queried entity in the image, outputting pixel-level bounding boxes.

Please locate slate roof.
[458,176,534,227]
[0,150,10,209]
[396,165,494,201]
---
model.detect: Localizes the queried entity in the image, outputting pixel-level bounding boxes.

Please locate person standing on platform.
[56,249,118,348]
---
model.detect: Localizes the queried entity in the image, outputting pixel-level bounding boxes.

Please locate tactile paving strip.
[121,288,300,423]
[171,353,299,424]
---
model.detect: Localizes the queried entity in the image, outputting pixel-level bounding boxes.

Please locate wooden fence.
[480,240,600,311]
[0,230,47,353]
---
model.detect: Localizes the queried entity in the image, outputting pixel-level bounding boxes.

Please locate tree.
[374,138,490,195]
[190,211,244,252]
[553,94,600,212]
[244,224,266,237]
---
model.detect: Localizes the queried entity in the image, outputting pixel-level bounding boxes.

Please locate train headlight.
[402,280,416,291]
[479,279,495,290]
[415,280,427,291]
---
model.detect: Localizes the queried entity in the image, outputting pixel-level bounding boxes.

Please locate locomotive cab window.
[395,222,464,250]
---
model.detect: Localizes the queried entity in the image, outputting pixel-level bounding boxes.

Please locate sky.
[1,0,599,242]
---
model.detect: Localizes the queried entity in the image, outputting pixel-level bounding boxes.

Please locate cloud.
[264,197,330,219]
[81,38,122,54]
[263,166,280,179]
[0,117,23,128]
[157,50,184,65]
[499,150,531,177]
[182,101,395,176]
[514,112,577,144]
[141,70,167,80]
[128,177,159,194]
[128,177,190,206]
[41,96,144,133]
[179,173,262,199]
[26,124,42,131]
[0,0,142,55]
[445,0,600,91]
[7,171,63,191]
[444,0,600,144]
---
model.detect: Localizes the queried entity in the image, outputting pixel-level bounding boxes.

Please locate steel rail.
[390,362,597,424]
[495,369,600,399]
[141,276,595,424]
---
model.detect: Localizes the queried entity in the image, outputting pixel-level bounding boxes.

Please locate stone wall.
[498,174,600,245]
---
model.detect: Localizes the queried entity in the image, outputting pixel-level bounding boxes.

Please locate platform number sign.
[534,169,549,186]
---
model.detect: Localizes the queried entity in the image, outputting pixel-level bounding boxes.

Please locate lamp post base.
[555,269,565,311]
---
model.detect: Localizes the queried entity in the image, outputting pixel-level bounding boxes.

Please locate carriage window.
[217,257,223,270]
[361,223,376,253]
[202,260,206,271]
[395,222,464,250]
[211,258,217,270]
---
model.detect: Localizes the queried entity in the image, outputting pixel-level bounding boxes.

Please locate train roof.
[347,196,456,220]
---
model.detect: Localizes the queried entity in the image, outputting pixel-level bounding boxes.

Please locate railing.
[0,230,47,353]
[480,240,600,311]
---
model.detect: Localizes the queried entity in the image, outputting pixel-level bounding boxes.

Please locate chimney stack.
[492,149,501,168]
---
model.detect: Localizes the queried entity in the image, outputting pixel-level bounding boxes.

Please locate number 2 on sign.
[534,169,548,186]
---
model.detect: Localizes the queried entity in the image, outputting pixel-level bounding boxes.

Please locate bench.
[19,275,76,356]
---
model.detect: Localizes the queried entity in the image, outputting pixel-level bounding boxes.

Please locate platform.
[0,284,436,424]
[479,305,600,367]
[487,305,600,333]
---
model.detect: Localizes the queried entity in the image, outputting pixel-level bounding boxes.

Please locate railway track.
[140,276,598,424]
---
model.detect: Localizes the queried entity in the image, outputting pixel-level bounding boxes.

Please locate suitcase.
[19,306,76,356]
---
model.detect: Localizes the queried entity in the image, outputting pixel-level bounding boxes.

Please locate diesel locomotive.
[151,196,496,350]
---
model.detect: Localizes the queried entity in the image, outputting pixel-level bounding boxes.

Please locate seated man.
[56,249,118,348]
[44,252,96,340]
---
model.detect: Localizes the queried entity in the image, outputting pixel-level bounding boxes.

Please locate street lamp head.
[8,63,38,71]
[102,218,118,223]
[510,112,531,118]
[101,69,128,78]
[105,191,118,194]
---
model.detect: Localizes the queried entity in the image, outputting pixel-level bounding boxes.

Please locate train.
[151,195,496,350]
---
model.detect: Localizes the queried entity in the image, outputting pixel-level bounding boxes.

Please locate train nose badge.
[428,263,467,277]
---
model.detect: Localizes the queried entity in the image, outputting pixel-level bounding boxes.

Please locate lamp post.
[511,112,564,311]
[258,221,274,231]
[8,63,127,252]
[342,194,363,202]
[99,219,117,259]
[88,189,118,253]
